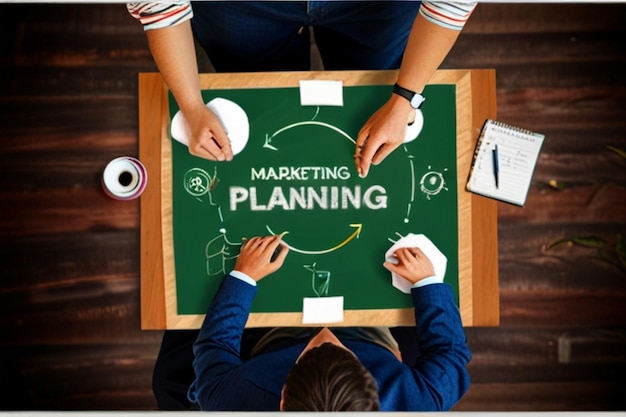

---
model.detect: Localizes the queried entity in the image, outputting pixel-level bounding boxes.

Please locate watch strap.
[392,83,425,109]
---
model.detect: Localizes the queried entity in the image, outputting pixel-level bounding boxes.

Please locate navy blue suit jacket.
[188,274,471,411]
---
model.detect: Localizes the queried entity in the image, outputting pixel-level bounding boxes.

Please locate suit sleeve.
[410,283,472,410]
[187,274,256,409]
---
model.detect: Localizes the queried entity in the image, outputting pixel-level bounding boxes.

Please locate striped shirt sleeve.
[420,2,477,30]
[127,1,193,31]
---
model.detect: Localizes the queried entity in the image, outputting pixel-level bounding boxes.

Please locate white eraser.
[302,296,344,324]
[299,80,344,106]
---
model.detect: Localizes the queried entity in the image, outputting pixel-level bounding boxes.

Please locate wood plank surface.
[468,69,499,326]
[1,2,625,411]
[138,74,168,330]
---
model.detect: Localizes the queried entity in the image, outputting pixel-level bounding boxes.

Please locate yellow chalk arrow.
[266,223,362,255]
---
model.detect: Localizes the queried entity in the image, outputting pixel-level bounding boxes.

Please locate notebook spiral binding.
[487,119,536,136]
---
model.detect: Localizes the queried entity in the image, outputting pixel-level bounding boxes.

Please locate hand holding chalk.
[171,98,250,160]
[234,235,288,282]
[384,234,447,293]
[355,98,423,178]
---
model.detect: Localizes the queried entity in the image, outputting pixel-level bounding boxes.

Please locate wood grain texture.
[468,69,499,326]
[139,73,168,330]
[1,2,625,411]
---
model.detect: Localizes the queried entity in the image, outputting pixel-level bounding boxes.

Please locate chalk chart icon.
[420,166,448,200]
[171,97,250,156]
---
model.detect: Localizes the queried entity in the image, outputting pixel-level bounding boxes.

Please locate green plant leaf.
[548,179,566,190]
[570,235,607,248]
[545,238,571,250]
[546,235,606,250]
[607,145,626,160]
[616,234,626,269]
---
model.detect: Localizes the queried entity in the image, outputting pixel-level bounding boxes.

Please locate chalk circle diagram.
[171,97,250,155]
[176,93,445,287]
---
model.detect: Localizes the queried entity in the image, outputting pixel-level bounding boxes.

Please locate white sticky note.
[302,296,344,324]
[299,80,344,106]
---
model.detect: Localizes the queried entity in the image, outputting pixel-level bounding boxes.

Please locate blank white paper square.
[302,296,344,324]
[299,80,344,106]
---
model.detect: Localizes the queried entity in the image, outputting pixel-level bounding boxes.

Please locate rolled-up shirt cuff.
[230,270,257,287]
[127,2,193,31]
[412,276,443,288]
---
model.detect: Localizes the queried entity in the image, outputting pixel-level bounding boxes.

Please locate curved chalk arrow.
[264,121,355,151]
[265,223,362,255]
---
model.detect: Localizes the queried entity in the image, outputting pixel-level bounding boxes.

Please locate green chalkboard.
[168,84,458,315]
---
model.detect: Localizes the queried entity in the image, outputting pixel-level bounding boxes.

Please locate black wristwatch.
[392,83,425,109]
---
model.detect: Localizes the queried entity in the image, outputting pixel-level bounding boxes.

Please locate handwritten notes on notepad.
[466,120,545,206]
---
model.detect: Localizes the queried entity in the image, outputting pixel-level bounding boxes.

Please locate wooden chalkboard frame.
[139,70,499,329]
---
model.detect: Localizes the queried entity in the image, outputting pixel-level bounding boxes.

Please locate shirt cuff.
[412,276,442,288]
[230,270,257,287]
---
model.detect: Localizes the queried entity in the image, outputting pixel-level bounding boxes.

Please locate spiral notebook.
[466,119,545,206]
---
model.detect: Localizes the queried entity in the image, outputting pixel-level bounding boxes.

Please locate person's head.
[281,342,380,411]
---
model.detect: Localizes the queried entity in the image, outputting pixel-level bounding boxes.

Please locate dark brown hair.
[282,342,379,411]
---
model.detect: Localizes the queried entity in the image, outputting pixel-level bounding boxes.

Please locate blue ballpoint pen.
[492,144,500,188]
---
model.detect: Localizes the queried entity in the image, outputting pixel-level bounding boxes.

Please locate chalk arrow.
[263,121,355,151]
[263,133,278,151]
[266,223,362,255]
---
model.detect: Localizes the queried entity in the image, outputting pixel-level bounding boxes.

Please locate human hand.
[234,235,289,282]
[184,105,234,162]
[355,95,415,178]
[383,247,435,285]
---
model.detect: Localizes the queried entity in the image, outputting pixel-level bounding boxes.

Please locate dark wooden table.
[1,2,625,411]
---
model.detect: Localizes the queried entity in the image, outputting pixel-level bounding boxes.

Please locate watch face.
[410,94,425,109]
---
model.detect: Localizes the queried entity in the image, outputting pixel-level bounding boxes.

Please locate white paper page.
[467,121,544,206]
